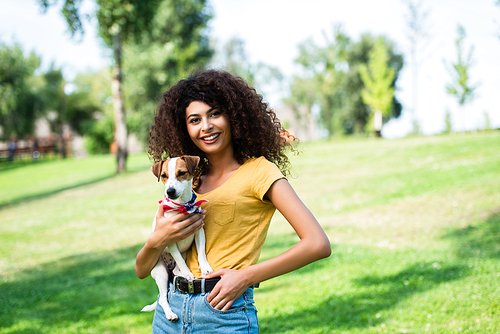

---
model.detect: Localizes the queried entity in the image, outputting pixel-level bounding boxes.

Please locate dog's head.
[151,155,200,201]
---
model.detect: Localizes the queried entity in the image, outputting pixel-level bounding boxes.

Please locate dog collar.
[159,192,207,215]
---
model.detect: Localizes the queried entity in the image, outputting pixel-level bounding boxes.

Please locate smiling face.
[185,101,233,158]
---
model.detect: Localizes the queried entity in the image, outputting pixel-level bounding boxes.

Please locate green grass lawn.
[1,132,499,333]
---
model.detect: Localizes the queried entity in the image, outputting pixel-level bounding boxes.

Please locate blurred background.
[1,2,500,333]
[0,0,499,167]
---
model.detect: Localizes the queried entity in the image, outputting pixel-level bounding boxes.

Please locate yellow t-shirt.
[186,156,284,278]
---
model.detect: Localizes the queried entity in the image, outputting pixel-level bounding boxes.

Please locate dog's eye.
[161,173,167,178]
[177,171,187,177]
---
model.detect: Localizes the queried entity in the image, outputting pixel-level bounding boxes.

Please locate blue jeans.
[152,281,259,333]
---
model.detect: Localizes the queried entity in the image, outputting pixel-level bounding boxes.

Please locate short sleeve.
[252,157,285,201]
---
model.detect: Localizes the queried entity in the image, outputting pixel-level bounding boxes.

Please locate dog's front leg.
[167,244,195,280]
[195,228,213,276]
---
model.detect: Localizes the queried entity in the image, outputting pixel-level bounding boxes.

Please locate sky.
[1,0,499,138]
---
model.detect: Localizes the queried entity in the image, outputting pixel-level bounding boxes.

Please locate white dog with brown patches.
[141,155,213,321]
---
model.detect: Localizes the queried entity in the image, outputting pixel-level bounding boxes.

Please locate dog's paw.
[200,264,213,276]
[165,311,179,322]
[181,271,195,280]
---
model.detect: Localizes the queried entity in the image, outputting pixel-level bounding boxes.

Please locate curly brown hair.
[148,70,295,181]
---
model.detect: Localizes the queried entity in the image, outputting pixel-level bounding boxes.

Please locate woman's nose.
[201,118,213,132]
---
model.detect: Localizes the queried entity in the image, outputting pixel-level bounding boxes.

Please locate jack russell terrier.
[141,155,213,321]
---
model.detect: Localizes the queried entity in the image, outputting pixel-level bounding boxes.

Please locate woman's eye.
[189,118,200,124]
[211,110,221,117]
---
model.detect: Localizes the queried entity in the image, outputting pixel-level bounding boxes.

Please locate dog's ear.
[181,155,200,175]
[151,160,165,182]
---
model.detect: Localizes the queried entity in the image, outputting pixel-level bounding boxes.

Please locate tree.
[66,68,112,137]
[122,0,213,144]
[345,34,403,134]
[284,75,319,135]
[291,25,350,137]
[0,41,43,140]
[402,0,433,135]
[39,0,162,172]
[444,25,478,133]
[215,37,283,102]
[42,65,69,157]
[288,29,403,137]
[359,38,396,137]
[66,68,114,154]
[218,37,256,85]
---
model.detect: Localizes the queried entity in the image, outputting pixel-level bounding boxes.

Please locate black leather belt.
[170,275,221,294]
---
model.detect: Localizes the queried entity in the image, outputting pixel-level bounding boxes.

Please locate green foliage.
[359,39,396,116]
[215,37,283,99]
[288,28,403,137]
[0,41,43,139]
[40,64,68,143]
[1,133,499,333]
[63,68,115,154]
[290,25,350,136]
[123,0,213,143]
[345,35,403,133]
[38,0,83,37]
[359,38,396,133]
[445,25,478,107]
[82,111,114,154]
[95,0,162,46]
[66,68,113,136]
[219,37,256,84]
[38,0,162,46]
[38,0,213,171]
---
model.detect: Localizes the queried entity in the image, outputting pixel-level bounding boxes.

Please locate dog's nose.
[166,187,177,198]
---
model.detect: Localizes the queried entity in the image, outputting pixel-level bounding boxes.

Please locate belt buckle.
[173,276,195,294]
[173,276,186,294]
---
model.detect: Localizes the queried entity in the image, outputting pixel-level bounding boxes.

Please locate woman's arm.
[204,178,331,310]
[135,206,206,279]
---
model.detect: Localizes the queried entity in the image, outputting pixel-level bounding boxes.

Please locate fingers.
[155,205,164,219]
[206,269,233,310]
[154,210,205,247]
[182,215,204,236]
[202,268,222,279]
[207,285,235,311]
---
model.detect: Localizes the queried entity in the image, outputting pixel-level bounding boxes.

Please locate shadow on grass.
[0,163,150,210]
[0,173,117,210]
[0,158,56,172]
[444,209,500,259]
[258,232,337,295]
[259,261,470,333]
[0,245,156,333]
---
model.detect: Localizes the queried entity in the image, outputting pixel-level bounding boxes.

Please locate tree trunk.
[374,110,383,137]
[112,33,128,173]
[60,79,67,158]
[411,50,420,135]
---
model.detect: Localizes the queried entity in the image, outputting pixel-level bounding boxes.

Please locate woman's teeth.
[202,134,219,141]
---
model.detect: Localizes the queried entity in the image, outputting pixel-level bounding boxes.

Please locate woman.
[135,70,331,333]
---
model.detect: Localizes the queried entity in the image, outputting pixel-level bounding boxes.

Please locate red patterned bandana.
[159,192,207,214]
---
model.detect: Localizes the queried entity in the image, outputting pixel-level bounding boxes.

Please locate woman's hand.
[203,268,251,311]
[148,206,206,251]
[135,205,205,279]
